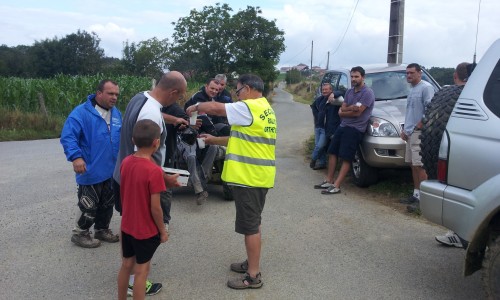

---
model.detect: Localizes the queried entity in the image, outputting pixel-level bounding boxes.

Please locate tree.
[122,37,170,78]
[101,57,126,75]
[170,3,233,80]
[286,69,301,84]
[428,67,454,86]
[169,4,285,88]
[0,45,30,77]
[229,6,285,92]
[28,37,63,77]
[28,30,104,77]
[59,30,104,75]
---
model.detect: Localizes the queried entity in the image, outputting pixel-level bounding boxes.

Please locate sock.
[129,275,135,287]
[413,189,420,199]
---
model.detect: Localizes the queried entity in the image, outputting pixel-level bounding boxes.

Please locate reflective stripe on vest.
[230,130,277,146]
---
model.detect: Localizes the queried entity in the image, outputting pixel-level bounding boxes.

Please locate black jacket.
[184,86,229,125]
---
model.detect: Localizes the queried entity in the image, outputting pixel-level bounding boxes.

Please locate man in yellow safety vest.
[186,74,277,289]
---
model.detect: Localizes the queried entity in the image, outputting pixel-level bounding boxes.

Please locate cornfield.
[0,75,204,115]
[0,75,204,140]
[0,75,159,117]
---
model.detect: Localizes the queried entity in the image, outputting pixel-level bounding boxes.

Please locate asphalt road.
[0,85,483,299]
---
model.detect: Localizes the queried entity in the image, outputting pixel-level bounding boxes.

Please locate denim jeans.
[312,127,327,166]
[177,141,218,194]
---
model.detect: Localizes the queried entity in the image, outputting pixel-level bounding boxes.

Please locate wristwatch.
[194,102,200,111]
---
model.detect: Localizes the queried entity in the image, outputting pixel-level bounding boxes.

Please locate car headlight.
[368,117,399,137]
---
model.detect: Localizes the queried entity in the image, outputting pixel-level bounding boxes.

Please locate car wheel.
[420,85,464,179]
[482,236,500,299]
[222,182,234,201]
[351,147,378,187]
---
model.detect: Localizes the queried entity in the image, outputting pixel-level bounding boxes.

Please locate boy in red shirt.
[117,119,169,300]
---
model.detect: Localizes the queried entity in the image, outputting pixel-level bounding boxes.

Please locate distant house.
[312,66,326,76]
[294,63,309,71]
[280,63,322,74]
[280,63,308,73]
[280,67,291,73]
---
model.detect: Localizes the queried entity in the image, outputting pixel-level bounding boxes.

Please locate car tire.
[482,236,500,299]
[222,182,234,201]
[420,85,464,179]
[351,147,378,187]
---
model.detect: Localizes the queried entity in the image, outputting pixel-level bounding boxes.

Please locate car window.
[338,73,348,94]
[365,70,440,101]
[366,71,409,101]
[321,72,341,90]
[483,59,500,118]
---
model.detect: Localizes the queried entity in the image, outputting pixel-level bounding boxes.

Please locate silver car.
[420,38,500,298]
[319,64,440,186]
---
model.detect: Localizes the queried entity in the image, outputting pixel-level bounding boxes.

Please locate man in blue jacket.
[61,79,122,248]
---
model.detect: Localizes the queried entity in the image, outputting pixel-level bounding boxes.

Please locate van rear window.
[484,59,500,118]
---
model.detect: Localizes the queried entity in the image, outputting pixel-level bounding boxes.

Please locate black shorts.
[233,186,268,235]
[121,231,161,264]
[327,126,364,161]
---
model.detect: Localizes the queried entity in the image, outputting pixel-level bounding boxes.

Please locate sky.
[1,0,499,69]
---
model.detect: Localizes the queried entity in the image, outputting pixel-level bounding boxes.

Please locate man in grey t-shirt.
[400,63,435,209]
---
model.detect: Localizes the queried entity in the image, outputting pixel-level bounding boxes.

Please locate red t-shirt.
[120,155,166,239]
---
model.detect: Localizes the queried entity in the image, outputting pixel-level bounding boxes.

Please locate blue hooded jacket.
[60,95,122,185]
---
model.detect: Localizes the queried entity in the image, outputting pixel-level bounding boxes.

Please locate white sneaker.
[314,180,334,189]
[321,186,341,195]
[435,230,463,248]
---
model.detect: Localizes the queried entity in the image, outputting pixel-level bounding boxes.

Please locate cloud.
[265,0,391,68]
[87,23,135,58]
[266,0,500,68]
[1,0,499,68]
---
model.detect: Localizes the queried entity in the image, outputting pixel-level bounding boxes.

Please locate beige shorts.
[405,131,423,166]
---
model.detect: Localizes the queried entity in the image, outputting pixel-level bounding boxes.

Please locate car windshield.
[365,70,439,101]
[365,71,409,101]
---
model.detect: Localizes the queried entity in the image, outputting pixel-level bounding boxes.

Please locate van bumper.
[420,180,477,242]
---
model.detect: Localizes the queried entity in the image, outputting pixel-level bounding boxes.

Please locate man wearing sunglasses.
[186,74,277,290]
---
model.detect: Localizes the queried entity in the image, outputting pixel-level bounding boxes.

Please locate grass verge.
[284,81,317,105]
[0,108,65,141]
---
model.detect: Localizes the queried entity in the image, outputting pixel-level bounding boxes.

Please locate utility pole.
[310,40,313,71]
[326,51,330,70]
[387,0,404,64]
[309,40,313,92]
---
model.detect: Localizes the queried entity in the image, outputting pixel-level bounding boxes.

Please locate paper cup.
[197,138,205,149]
[189,111,198,125]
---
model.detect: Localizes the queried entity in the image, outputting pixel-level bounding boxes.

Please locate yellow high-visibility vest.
[222,97,277,188]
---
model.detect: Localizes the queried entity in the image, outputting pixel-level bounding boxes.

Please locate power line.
[331,0,360,56]
[283,0,360,67]
[316,52,329,68]
[280,43,310,66]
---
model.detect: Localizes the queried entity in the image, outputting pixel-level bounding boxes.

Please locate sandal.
[230,260,248,273]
